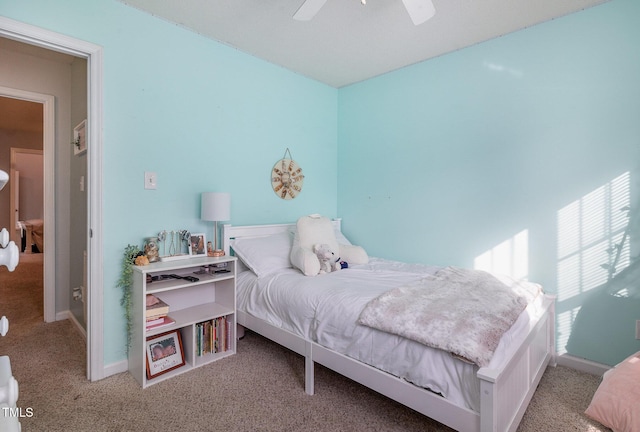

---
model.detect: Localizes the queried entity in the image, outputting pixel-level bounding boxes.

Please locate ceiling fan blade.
[293,0,328,21]
[401,0,435,25]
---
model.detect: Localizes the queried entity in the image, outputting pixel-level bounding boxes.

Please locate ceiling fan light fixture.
[401,0,436,25]
[293,0,328,21]
[294,0,434,25]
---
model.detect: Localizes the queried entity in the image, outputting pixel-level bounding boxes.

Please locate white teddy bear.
[313,243,340,274]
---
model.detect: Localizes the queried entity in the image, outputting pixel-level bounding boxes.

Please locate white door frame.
[0,16,105,381]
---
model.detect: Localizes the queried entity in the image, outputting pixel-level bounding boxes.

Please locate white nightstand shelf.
[128,255,236,388]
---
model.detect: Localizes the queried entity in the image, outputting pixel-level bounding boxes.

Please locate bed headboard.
[222,218,342,256]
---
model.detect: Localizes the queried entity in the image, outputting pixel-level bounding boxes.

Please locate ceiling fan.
[293,0,436,26]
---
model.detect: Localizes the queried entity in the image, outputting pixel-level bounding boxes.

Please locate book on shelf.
[195,316,231,356]
[146,315,175,331]
[146,312,168,322]
[146,295,169,318]
[146,316,166,327]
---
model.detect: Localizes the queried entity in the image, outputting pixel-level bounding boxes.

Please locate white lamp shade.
[0,170,8,192]
[201,192,231,222]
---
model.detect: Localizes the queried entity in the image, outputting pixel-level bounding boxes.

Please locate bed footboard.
[238,296,555,432]
[477,294,556,432]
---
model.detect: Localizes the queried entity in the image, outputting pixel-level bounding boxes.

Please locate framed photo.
[189,233,207,256]
[145,330,185,379]
[73,119,87,156]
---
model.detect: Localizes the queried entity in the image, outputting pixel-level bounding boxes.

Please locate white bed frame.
[223,220,556,432]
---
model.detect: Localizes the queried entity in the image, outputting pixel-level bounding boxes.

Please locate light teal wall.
[338,0,640,365]
[0,0,338,364]
[3,0,639,369]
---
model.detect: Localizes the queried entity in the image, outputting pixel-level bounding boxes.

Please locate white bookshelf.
[128,255,236,388]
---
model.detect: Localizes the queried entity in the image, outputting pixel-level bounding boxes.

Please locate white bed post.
[479,380,497,432]
[305,341,314,395]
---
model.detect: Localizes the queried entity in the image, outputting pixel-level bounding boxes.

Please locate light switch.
[145,172,157,190]
[80,175,85,192]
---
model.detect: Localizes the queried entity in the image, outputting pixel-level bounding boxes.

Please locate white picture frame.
[73,119,87,156]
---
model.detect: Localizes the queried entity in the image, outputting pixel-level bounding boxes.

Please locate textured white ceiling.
[119,0,608,88]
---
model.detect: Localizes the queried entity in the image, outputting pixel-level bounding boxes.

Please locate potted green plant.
[117,244,143,351]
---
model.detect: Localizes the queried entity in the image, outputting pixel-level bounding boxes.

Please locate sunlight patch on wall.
[482,61,524,78]
[557,172,631,300]
[474,229,528,280]
[555,172,631,354]
[557,306,581,358]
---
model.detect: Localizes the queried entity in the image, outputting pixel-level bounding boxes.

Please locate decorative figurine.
[144,237,159,263]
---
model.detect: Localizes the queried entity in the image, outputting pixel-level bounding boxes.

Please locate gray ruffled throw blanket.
[357,266,542,367]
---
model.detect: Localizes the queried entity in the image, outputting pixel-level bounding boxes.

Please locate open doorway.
[0,50,88,346]
[0,16,104,381]
[0,92,53,326]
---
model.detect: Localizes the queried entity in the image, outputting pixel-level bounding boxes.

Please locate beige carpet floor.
[0,253,611,431]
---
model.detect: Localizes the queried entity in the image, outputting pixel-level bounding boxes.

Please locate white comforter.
[236,258,545,412]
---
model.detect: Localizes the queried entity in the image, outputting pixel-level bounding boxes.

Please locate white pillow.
[231,232,292,278]
[334,229,352,246]
[297,215,339,251]
[331,226,368,264]
[290,214,368,276]
[338,243,368,265]
[288,224,352,245]
[290,215,338,276]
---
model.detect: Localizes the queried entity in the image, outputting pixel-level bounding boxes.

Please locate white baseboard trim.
[556,353,610,376]
[56,310,87,339]
[56,309,127,380]
[103,360,128,378]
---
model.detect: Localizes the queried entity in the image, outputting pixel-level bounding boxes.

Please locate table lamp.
[201,192,230,257]
[0,170,8,191]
